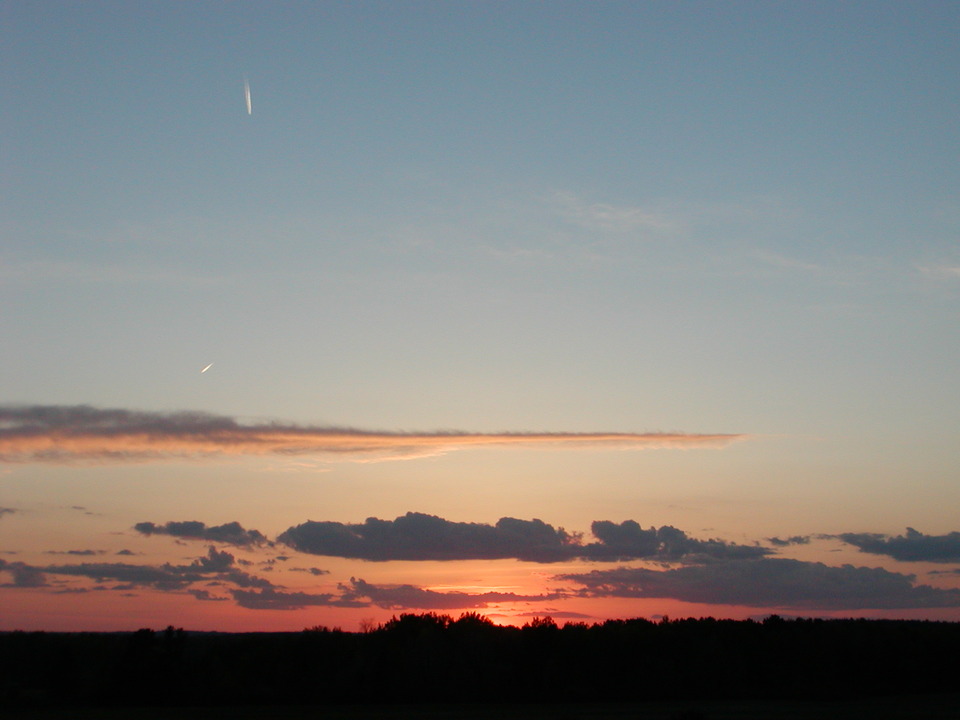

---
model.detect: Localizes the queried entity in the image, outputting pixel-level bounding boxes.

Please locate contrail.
[0,405,750,464]
[201,363,213,374]
[244,78,252,115]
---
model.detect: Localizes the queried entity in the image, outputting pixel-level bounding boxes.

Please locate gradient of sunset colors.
[2,1,959,631]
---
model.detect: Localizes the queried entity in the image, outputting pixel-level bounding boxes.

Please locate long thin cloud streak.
[0,405,746,464]
[244,77,252,115]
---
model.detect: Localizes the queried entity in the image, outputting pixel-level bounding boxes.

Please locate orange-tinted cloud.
[0,405,746,464]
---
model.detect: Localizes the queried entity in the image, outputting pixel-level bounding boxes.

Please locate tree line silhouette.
[2,614,958,709]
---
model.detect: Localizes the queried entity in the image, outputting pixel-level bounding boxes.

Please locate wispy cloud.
[551,191,679,235]
[0,405,745,464]
[753,250,822,273]
[290,566,330,576]
[917,264,960,279]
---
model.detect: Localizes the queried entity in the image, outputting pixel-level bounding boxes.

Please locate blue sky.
[2,1,959,630]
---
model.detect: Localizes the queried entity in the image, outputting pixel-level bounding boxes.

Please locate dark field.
[6,695,960,720]
[3,615,959,717]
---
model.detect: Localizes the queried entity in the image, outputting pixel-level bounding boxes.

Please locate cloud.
[339,577,562,610]
[766,535,811,547]
[835,528,960,563]
[219,569,275,589]
[230,587,365,611]
[558,558,960,610]
[290,567,331,576]
[279,513,770,563]
[279,512,579,562]
[45,561,186,586]
[552,191,678,234]
[586,521,769,561]
[0,560,48,588]
[918,264,960,279]
[1,546,276,594]
[0,405,744,464]
[135,520,269,547]
[185,546,236,573]
[42,561,203,591]
[0,507,16,519]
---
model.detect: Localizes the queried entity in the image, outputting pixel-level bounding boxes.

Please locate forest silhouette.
[2,614,959,710]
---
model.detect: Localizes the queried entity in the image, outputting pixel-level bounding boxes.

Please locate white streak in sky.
[201,363,213,374]
[244,78,252,115]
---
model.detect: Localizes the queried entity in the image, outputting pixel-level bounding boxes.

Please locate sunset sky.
[2,1,960,631]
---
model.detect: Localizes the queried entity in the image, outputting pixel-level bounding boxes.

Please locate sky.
[2,0,959,631]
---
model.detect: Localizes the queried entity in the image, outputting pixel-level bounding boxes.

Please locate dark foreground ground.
[6,695,960,720]
[3,615,959,716]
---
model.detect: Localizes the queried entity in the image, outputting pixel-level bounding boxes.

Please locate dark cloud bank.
[559,559,960,610]
[278,512,769,563]
[835,527,960,563]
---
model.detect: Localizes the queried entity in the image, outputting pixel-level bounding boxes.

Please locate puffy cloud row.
[278,513,770,563]
[6,510,960,614]
[279,513,580,563]
[0,405,745,463]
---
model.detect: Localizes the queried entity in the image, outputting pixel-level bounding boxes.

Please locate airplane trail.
[244,78,252,115]
[0,405,749,464]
